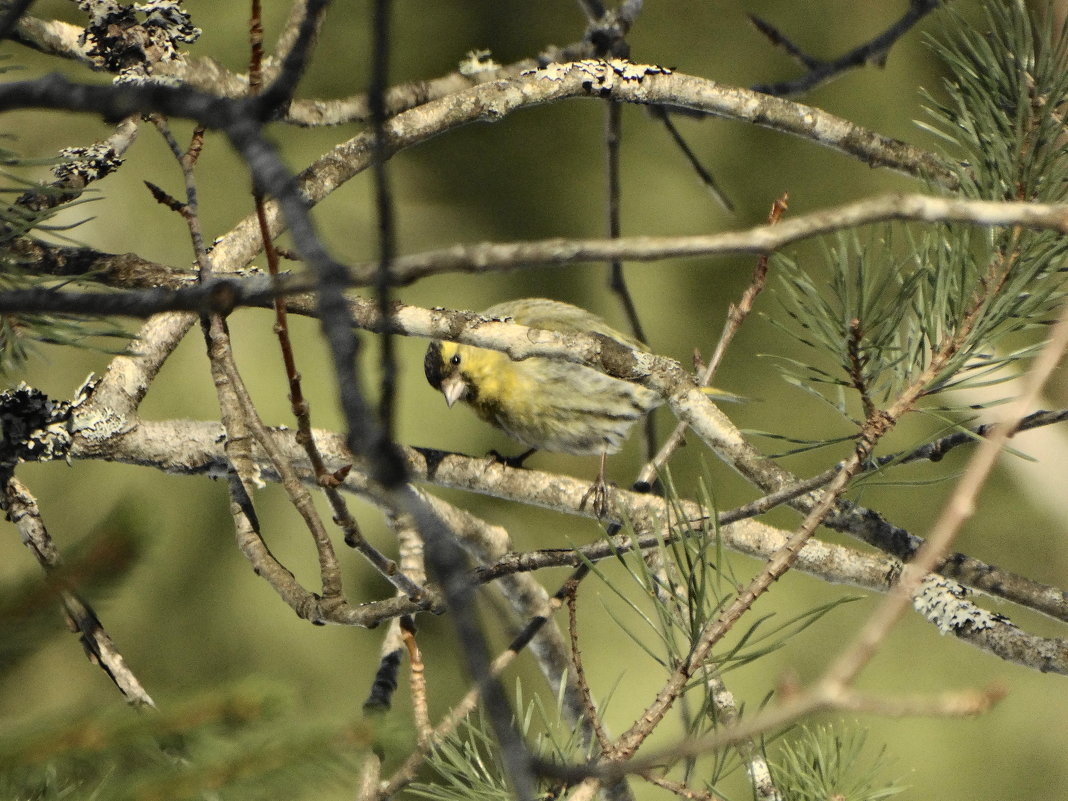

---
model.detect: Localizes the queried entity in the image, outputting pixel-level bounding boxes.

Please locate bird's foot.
[579,476,614,518]
[580,451,614,518]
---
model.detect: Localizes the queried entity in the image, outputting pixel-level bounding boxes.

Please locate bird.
[424,298,737,466]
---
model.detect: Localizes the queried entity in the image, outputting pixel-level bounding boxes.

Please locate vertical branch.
[604,100,656,463]
[846,317,876,420]
[370,0,398,442]
[704,674,781,801]
[248,0,264,92]
[605,103,646,345]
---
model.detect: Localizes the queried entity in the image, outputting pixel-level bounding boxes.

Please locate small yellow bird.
[423,298,732,459]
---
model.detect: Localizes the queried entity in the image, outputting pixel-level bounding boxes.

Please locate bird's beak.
[440,373,468,408]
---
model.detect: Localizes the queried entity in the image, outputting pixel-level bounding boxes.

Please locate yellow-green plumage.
[424,299,661,455]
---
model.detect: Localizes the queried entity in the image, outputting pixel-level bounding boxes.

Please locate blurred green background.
[2,1,1067,798]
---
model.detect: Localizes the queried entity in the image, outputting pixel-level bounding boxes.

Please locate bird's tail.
[700,386,746,403]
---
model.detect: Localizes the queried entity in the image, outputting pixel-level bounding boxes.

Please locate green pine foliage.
[0,139,127,373]
[770,724,906,801]
[772,2,1068,429]
[0,682,368,801]
[411,682,601,801]
[2,2,1062,800]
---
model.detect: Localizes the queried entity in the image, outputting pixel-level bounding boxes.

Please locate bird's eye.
[450,354,461,366]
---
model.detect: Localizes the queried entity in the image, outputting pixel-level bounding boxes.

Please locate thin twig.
[154,82,429,614]
[642,773,728,801]
[249,0,264,91]
[605,103,646,343]
[750,0,942,97]
[379,565,583,799]
[565,576,611,753]
[648,105,734,212]
[846,317,876,420]
[824,294,1068,688]
[400,616,432,747]
[636,193,785,488]
[2,476,155,707]
[703,674,780,801]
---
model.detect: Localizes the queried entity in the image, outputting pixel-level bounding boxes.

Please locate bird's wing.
[484,298,648,351]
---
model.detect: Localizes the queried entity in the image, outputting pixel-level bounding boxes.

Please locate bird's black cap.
[424,341,445,390]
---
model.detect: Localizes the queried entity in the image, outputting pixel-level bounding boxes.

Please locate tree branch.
[750,0,942,97]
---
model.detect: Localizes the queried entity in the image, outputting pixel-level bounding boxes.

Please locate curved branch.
[210,62,958,268]
[61,413,1068,673]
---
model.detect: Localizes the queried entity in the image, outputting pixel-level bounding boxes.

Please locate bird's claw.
[579,476,613,518]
